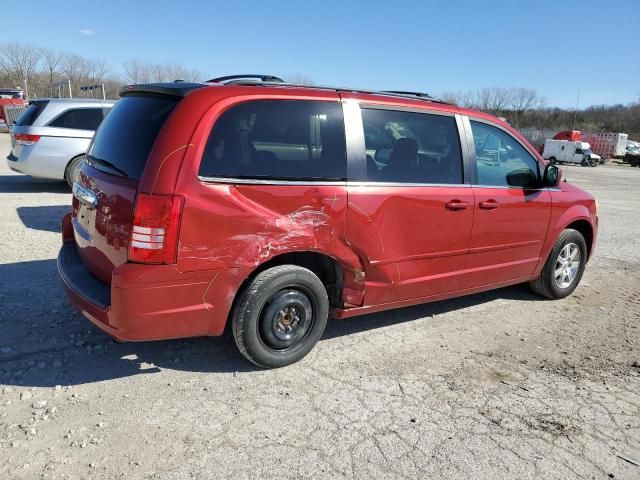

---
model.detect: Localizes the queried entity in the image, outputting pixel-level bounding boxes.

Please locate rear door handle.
[479,200,499,210]
[445,200,471,211]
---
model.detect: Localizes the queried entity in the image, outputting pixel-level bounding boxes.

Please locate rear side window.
[14,101,49,126]
[48,108,104,130]
[199,100,346,181]
[87,96,177,180]
[362,108,463,184]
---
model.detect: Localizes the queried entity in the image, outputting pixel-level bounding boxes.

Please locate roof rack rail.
[381,90,433,99]
[206,74,285,84]
[220,80,453,105]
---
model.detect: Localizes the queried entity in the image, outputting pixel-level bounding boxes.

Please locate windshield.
[583,149,593,155]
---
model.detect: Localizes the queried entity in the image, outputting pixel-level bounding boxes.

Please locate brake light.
[128,193,184,264]
[15,133,41,145]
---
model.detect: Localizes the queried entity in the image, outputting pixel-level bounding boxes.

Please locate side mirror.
[543,164,563,187]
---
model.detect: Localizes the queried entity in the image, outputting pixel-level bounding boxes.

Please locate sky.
[4,0,639,108]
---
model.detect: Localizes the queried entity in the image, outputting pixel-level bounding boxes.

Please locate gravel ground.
[0,132,639,480]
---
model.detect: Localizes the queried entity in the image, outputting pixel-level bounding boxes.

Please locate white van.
[542,139,601,167]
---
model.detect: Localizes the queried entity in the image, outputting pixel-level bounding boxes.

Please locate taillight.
[128,193,184,264]
[15,133,41,146]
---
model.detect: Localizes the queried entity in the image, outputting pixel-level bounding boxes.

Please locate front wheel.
[232,265,329,368]
[530,229,587,299]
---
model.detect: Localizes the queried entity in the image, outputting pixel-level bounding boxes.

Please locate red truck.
[0,88,27,129]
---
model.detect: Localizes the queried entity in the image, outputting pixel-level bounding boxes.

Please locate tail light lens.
[15,133,41,146]
[128,193,184,264]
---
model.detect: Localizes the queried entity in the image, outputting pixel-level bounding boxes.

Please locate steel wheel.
[232,265,329,368]
[554,242,581,289]
[259,289,314,350]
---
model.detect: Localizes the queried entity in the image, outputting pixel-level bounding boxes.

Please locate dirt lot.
[0,132,638,480]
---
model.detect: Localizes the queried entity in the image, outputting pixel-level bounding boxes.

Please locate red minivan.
[58,75,598,368]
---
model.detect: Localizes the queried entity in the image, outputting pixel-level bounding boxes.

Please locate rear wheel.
[549,157,557,165]
[232,265,329,368]
[64,155,85,187]
[530,229,587,299]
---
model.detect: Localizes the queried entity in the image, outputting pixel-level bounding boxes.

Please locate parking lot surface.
[1,132,639,479]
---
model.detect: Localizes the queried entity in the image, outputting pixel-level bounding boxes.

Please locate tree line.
[0,42,204,99]
[442,87,640,140]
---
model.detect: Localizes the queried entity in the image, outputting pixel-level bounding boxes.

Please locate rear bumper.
[58,240,246,342]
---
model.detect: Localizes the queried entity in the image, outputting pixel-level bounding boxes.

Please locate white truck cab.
[542,139,602,167]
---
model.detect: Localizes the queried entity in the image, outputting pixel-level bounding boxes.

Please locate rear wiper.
[87,155,129,178]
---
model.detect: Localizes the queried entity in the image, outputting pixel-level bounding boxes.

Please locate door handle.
[479,200,499,210]
[445,200,471,211]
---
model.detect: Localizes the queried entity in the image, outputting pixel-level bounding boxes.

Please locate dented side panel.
[178,183,355,270]
[345,185,474,305]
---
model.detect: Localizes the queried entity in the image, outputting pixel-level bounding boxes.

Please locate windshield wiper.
[87,155,129,178]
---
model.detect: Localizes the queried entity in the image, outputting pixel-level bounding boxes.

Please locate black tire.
[232,265,329,368]
[64,155,85,187]
[581,158,588,167]
[549,157,556,165]
[530,229,587,300]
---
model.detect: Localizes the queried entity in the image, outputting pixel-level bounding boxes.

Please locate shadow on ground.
[17,205,71,233]
[0,174,70,194]
[0,256,543,387]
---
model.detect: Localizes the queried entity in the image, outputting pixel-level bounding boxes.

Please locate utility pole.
[571,90,580,130]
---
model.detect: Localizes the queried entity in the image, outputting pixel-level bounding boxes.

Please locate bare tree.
[0,42,44,94]
[123,58,203,84]
[61,53,90,88]
[283,74,315,85]
[440,90,475,107]
[85,58,110,84]
[42,48,63,84]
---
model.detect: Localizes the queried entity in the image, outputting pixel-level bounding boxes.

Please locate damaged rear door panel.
[341,97,474,305]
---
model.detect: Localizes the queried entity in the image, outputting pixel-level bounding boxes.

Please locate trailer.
[581,132,628,159]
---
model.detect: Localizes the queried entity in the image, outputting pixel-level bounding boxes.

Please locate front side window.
[470,120,539,188]
[199,100,346,181]
[49,108,104,130]
[362,108,462,184]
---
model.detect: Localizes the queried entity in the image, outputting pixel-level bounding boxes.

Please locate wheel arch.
[225,250,348,333]
[564,219,594,258]
[63,153,86,183]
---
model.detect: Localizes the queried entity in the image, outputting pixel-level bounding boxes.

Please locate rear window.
[48,108,104,130]
[14,101,49,126]
[199,100,346,181]
[87,96,177,180]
